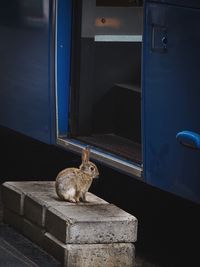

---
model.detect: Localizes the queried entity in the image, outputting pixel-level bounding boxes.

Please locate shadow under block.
[1,181,138,266]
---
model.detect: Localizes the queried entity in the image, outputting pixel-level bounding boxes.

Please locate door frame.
[55,0,143,178]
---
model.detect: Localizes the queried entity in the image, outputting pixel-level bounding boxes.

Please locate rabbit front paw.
[79,192,89,203]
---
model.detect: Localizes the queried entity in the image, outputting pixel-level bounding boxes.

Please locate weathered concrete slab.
[3,208,45,247]
[43,233,66,263]
[46,204,137,244]
[2,184,25,215]
[1,181,55,215]
[43,232,135,267]
[24,191,108,227]
[24,191,57,227]
[2,181,138,266]
[3,208,24,232]
[23,219,46,247]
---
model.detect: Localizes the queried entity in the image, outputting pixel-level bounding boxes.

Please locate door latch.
[151,24,168,53]
[176,130,200,150]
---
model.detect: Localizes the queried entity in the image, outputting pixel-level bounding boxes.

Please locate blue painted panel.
[143,3,200,203]
[0,0,53,143]
[56,0,72,136]
[146,0,200,9]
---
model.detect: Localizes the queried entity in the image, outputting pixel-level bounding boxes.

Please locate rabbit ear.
[82,146,90,163]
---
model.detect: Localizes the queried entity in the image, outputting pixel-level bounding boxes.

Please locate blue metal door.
[143,2,200,203]
[0,0,72,144]
[0,0,55,143]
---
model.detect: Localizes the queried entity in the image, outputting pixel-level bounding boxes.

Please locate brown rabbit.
[55,147,99,203]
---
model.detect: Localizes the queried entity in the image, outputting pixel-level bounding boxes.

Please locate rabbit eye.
[90,166,94,171]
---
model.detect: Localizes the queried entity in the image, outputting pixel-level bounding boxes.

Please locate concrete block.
[43,233,66,263]
[3,208,45,247]
[1,181,55,215]
[2,181,55,194]
[3,208,24,232]
[66,243,135,267]
[1,184,25,215]
[24,192,56,227]
[46,204,137,244]
[24,191,108,227]
[23,219,46,247]
[43,232,135,267]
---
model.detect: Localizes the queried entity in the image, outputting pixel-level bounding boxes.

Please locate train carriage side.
[0,0,199,204]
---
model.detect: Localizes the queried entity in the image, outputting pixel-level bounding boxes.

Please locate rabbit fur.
[55,147,99,203]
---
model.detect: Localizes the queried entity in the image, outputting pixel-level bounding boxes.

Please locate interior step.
[78,133,142,163]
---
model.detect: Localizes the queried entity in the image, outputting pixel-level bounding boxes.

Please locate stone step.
[1,182,55,215]
[43,232,135,267]
[2,182,137,244]
[3,208,136,267]
[1,181,138,266]
[3,208,24,233]
[3,208,45,247]
[24,191,108,227]
[46,204,137,244]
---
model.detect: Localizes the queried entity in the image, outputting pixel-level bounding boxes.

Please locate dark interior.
[70,0,142,164]
[96,0,143,7]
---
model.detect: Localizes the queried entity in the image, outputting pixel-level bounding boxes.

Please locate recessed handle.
[176,131,200,149]
[151,24,168,53]
[162,36,167,47]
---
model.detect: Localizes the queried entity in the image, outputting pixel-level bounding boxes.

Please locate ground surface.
[0,224,62,267]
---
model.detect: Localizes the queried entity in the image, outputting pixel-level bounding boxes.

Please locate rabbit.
[55,147,99,203]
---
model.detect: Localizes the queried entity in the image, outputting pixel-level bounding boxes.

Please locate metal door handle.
[176,131,200,149]
[162,36,167,47]
[151,24,168,53]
